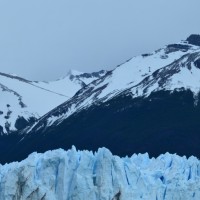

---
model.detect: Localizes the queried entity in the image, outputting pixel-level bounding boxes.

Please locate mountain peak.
[67,69,84,77]
[186,34,200,46]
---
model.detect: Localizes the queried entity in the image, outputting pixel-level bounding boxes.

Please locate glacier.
[0,147,200,200]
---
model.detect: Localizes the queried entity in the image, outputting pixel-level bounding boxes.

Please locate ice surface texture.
[0,147,200,200]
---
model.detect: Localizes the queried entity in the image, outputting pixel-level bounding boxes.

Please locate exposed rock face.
[194,58,200,69]
[0,147,200,200]
[186,34,200,46]
[14,116,37,131]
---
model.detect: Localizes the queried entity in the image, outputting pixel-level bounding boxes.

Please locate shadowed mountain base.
[1,90,200,164]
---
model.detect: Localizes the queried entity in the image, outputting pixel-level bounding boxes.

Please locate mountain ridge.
[24,38,200,134]
[0,69,106,134]
[2,35,200,164]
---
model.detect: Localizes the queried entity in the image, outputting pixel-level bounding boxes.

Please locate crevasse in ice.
[0,147,200,200]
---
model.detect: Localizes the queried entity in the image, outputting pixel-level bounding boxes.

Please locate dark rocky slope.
[2,90,200,164]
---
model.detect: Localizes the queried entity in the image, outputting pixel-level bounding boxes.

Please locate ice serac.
[0,147,200,200]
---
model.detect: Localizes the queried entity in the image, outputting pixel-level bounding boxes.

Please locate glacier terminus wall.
[0,147,200,200]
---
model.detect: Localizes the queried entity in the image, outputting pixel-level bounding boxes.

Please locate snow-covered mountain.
[1,147,200,200]
[2,35,200,164]
[0,70,106,134]
[27,35,200,132]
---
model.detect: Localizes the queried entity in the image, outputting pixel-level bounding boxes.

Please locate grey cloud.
[0,0,200,80]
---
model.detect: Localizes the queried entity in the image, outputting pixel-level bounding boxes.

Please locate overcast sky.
[0,0,200,81]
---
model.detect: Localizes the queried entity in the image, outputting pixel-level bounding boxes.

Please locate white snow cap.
[67,69,84,76]
[0,69,105,134]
